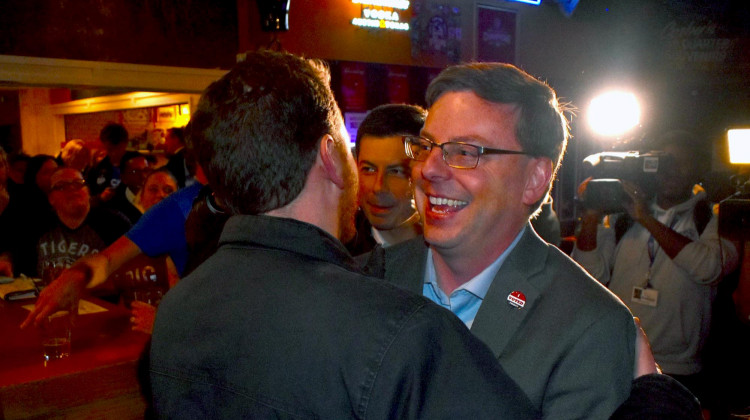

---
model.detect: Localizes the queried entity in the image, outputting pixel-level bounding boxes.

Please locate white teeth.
[428,196,467,207]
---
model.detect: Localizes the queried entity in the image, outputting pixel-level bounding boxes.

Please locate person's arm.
[575,209,601,252]
[0,184,9,215]
[633,317,660,377]
[21,235,142,328]
[610,318,702,419]
[622,181,738,284]
[540,307,636,419]
[620,181,692,259]
[734,241,750,324]
[0,252,12,277]
[571,210,617,284]
[571,179,617,284]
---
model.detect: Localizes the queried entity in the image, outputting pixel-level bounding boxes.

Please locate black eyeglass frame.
[403,135,531,169]
[51,179,88,192]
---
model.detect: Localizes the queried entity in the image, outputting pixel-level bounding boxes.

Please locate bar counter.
[0,298,151,419]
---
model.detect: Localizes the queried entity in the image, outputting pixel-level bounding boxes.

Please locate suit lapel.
[470,226,549,358]
[384,238,429,295]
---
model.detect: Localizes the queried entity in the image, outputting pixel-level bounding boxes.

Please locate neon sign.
[508,0,541,4]
[352,0,409,9]
[351,0,410,31]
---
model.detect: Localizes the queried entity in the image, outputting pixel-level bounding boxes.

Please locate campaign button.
[507,291,526,309]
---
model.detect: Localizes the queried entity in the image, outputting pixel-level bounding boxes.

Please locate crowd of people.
[5,49,749,417]
[0,124,188,332]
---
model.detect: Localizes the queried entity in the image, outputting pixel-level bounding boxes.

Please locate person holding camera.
[572,130,738,410]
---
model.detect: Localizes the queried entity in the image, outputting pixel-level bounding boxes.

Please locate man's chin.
[66,204,89,219]
[422,225,461,251]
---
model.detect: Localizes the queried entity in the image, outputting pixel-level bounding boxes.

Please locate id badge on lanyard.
[630,218,671,308]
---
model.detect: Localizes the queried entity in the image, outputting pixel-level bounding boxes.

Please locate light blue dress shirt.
[422,226,526,329]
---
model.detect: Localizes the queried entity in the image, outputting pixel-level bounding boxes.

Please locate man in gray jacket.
[363,62,636,418]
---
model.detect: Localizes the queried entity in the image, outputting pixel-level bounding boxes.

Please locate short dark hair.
[100,123,129,146]
[652,129,705,178]
[426,63,570,173]
[120,151,147,170]
[24,154,56,187]
[354,104,427,158]
[652,130,701,152]
[167,127,186,145]
[146,167,178,184]
[188,50,344,215]
[426,62,571,213]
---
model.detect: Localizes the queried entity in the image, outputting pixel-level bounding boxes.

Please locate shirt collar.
[220,214,361,273]
[424,225,527,300]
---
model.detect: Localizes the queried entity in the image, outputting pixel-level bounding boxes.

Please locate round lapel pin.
[507,291,526,309]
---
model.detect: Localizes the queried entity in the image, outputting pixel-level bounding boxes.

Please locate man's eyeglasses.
[51,179,88,192]
[403,136,530,169]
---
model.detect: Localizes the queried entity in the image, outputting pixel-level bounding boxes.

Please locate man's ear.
[522,157,553,206]
[319,134,347,189]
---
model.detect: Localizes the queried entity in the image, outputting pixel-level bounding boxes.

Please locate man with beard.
[149,50,537,419]
[36,167,131,280]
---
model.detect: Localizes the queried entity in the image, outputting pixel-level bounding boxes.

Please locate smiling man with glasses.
[363,62,639,418]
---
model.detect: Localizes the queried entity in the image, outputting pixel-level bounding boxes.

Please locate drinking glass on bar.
[40,310,72,362]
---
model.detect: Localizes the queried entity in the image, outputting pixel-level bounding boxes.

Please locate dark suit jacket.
[368,225,636,419]
[103,184,142,225]
[150,215,538,419]
[165,149,192,188]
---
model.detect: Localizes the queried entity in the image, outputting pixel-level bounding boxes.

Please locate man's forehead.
[51,169,83,184]
[358,135,409,160]
[423,91,520,142]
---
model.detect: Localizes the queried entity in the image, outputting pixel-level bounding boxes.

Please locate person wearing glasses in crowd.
[346,103,425,255]
[360,62,638,419]
[36,168,131,289]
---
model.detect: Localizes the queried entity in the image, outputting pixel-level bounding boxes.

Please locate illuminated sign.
[352,0,409,9]
[351,0,410,31]
[508,0,541,4]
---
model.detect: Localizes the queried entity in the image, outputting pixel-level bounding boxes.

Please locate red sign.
[340,62,367,112]
[387,65,410,104]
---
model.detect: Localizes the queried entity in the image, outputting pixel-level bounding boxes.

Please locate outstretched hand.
[20,267,88,329]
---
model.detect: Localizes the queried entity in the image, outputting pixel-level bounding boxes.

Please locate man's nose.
[420,146,451,180]
[372,170,389,192]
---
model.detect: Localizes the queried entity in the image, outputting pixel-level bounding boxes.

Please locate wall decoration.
[156,106,177,122]
[410,2,462,63]
[340,62,368,112]
[386,65,410,104]
[476,5,517,63]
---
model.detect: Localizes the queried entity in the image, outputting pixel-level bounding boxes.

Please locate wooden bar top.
[0,298,151,419]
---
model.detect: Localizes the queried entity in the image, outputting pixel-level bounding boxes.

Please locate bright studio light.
[587,91,641,137]
[728,128,750,164]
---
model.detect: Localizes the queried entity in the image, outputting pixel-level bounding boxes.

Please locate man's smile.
[427,195,468,213]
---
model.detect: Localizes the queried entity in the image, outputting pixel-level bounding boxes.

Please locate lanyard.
[644,213,679,287]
